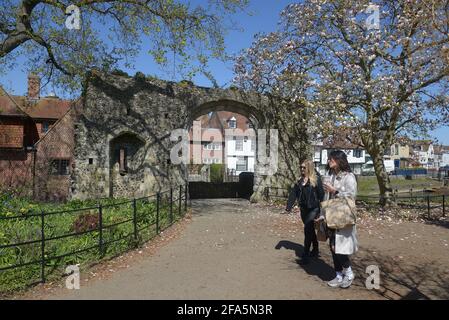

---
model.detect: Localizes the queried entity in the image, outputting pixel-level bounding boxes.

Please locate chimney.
[28,73,40,99]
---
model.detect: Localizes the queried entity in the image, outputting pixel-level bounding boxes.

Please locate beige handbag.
[321,197,357,229]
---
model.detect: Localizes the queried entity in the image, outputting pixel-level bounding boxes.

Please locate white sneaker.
[327,276,343,288]
[340,273,354,289]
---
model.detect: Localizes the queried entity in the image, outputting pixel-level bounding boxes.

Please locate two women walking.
[285,150,358,289]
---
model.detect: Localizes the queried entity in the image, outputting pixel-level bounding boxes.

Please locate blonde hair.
[302,160,317,187]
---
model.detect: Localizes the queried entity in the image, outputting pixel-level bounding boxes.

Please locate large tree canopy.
[234,0,449,205]
[0,0,248,93]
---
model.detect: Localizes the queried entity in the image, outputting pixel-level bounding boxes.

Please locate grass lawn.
[357,176,443,196]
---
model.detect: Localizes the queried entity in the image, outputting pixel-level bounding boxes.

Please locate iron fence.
[0,184,189,291]
[263,186,447,219]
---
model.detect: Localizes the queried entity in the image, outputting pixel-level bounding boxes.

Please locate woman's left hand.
[323,183,337,194]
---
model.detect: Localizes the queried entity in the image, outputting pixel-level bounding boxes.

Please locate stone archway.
[71,70,309,201]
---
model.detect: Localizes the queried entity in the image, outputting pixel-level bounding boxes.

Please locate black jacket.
[286,176,325,211]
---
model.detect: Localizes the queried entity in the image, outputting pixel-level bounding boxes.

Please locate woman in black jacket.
[285,160,325,264]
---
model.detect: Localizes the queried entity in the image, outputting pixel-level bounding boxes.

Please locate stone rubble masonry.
[71,70,310,202]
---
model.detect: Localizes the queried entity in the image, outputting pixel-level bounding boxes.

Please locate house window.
[235,138,243,151]
[247,121,254,129]
[50,159,69,175]
[236,156,248,171]
[205,143,221,150]
[251,139,256,152]
[354,149,362,158]
[42,122,49,133]
[228,117,237,128]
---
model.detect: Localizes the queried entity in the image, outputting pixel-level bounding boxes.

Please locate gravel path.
[29,198,448,300]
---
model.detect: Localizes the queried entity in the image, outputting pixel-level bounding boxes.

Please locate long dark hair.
[326,150,352,174]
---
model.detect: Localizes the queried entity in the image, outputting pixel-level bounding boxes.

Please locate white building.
[188,111,256,178]
[311,130,366,175]
[225,130,256,175]
[442,153,449,167]
[315,148,366,175]
[433,145,449,168]
[410,140,434,168]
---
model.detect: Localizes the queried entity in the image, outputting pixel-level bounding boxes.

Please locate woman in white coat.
[319,150,358,289]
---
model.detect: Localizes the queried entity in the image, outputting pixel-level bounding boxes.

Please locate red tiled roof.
[0,95,71,120]
[0,96,28,117]
[24,97,71,119]
[322,128,362,149]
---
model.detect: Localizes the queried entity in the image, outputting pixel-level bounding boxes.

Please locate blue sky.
[1,0,448,144]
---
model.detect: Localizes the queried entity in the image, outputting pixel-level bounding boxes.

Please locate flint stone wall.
[71,70,310,202]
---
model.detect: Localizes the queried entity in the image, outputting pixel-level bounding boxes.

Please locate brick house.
[188,111,256,181]
[0,74,76,200]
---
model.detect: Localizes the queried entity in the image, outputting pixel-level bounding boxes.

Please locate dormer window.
[42,122,49,133]
[228,117,236,129]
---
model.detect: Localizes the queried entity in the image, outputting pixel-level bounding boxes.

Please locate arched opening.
[109,132,145,198]
[187,99,263,130]
[187,100,262,200]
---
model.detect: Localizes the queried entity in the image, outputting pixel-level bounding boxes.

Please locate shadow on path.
[351,249,449,300]
[275,240,335,282]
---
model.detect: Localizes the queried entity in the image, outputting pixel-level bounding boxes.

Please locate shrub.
[210,164,224,183]
[71,212,99,233]
[134,71,146,81]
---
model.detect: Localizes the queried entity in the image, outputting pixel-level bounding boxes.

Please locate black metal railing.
[263,186,447,219]
[0,184,189,292]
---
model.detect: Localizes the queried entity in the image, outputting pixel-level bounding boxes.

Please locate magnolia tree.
[0,0,248,93]
[234,0,449,205]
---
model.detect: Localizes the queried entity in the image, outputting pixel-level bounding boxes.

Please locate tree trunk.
[372,151,394,206]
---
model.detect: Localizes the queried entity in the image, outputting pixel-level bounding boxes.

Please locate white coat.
[323,171,358,255]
